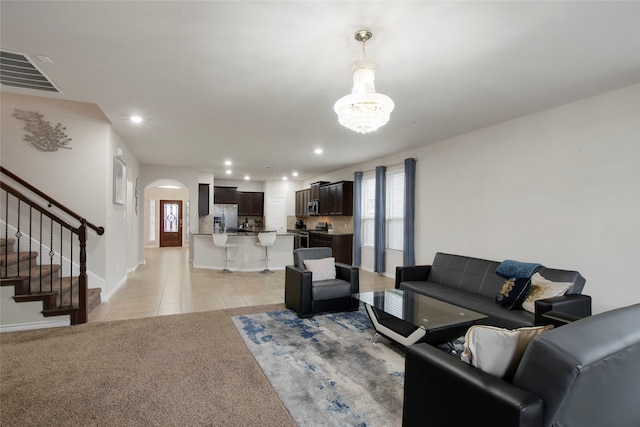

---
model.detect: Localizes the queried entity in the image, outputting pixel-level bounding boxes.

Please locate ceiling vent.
[0,49,61,93]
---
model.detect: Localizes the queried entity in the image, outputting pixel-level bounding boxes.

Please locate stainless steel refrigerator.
[212,204,238,233]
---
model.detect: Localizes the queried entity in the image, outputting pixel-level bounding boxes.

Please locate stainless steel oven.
[294,230,309,249]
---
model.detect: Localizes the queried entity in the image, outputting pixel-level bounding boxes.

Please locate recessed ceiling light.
[292,171,299,177]
[158,185,181,189]
[314,148,323,155]
[244,175,250,181]
[130,115,143,123]
[225,160,232,166]
[226,170,232,175]
[282,176,288,181]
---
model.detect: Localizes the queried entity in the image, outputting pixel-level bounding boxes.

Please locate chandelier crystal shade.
[334,30,394,134]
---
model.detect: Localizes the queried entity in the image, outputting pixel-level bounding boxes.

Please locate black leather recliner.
[285,247,359,318]
[402,303,640,427]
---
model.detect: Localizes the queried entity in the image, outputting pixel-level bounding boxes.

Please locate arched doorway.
[144,180,190,248]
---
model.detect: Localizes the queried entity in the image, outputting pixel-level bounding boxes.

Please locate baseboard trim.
[0,317,70,333]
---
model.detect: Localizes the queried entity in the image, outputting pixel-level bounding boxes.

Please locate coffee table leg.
[364,304,426,347]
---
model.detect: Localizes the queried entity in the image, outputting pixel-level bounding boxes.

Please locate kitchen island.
[191,232,294,272]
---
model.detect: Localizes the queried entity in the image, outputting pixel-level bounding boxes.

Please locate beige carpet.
[1,304,297,427]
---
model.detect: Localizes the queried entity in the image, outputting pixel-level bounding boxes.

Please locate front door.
[159,200,182,247]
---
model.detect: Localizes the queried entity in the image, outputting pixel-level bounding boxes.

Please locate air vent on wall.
[0,49,61,93]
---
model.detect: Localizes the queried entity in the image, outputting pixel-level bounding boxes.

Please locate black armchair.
[285,247,359,318]
[402,303,640,427]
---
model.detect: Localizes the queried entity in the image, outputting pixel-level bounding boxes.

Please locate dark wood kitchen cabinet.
[318,181,353,216]
[309,232,353,265]
[214,186,237,204]
[238,191,264,216]
[295,189,311,217]
[310,181,329,201]
[198,184,209,216]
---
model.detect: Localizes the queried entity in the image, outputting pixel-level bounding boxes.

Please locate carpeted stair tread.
[0,251,39,276]
[1,247,102,319]
[0,238,16,253]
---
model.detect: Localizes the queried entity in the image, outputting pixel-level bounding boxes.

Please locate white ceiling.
[1,1,639,181]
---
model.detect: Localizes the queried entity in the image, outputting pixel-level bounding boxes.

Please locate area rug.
[232,308,405,427]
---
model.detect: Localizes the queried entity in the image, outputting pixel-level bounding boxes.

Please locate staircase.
[1,237,101,324]
[1,166,105,326]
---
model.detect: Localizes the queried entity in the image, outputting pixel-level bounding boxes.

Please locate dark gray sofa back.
[513,303,640,427]
[430,253,586,299]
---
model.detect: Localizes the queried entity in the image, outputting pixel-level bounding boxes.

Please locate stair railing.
[0,166,104,324]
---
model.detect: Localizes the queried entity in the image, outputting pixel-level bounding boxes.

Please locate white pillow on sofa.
[521,272,573,313]
[303,257,336,281]
[461,324,553,380]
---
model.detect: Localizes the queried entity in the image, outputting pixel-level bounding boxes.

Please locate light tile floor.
[89,246,395,322]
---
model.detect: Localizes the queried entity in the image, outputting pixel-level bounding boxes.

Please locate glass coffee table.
[354,289,488,347]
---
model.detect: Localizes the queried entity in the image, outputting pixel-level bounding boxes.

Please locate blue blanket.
[496,259,542,279]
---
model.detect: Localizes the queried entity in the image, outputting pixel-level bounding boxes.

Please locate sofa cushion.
[399,281,535,328]
[311,279,352,301]
[536,266,585,294]
[461,324,553,380]
[303,257,336,282]
[521,272,572,313]
[495,278,532,310]
[429,253,506,299]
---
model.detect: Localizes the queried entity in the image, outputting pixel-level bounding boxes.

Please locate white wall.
[264,180,301,229]
[105,128,141,299]
[0,92,141,304]
[314,84,640,314]
[1,93,109,282]
[214,178,265,192]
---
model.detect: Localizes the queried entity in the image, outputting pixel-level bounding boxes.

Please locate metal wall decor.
[12,109,72,152]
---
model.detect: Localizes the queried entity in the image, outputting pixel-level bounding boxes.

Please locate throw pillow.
[460,324,553,380]
[495,277,531,310]
[521,272,573,313]
[303,257,336,282]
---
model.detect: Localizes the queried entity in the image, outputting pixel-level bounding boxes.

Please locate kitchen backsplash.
[199,215,214,234]
[199,215,264,233]
[287,215,354,233]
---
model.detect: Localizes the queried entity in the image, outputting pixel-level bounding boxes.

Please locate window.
[386,167,404,251]
[360,167,404,250]
[149,199,156,241]
[361,173,376,247]
[185,201,190,242]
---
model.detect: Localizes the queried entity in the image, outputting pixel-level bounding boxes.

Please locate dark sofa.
[395,252,591,328]
[402,303,640,427]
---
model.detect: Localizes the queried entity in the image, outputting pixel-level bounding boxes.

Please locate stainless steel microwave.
[307,200,318,216]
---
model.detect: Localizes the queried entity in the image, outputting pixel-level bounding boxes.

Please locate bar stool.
[256,232,277,274]
[212,233,237,273]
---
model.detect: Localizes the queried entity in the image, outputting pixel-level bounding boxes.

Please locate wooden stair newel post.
[77,221,88,324]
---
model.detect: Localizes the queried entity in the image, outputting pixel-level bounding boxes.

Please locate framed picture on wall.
[113,156,127,205]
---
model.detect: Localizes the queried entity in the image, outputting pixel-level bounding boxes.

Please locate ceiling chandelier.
[334,30,394,134]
